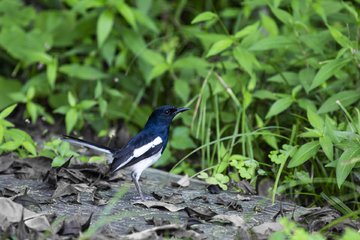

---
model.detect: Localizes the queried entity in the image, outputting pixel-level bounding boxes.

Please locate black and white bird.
[60,105,189,201]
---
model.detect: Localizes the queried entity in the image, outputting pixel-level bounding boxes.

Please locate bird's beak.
[174,107,190,115]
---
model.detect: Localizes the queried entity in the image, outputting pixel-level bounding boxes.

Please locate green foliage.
[198,172,229,190]
[0,104,37,157]
[1,0,360,223]
[270,217,327,240]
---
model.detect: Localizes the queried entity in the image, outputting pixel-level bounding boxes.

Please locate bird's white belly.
[126,148,162,177]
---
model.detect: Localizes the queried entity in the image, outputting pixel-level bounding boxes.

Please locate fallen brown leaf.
[207,185,220,194]
[151,192,185,204]
[190,195,209,203]
[237,194,251,201]
[51,180,78,199]
[211,214,251,229]
[11,188,42,211]
[184,206,217,221]
[120,221,204,240]
[91,191,109,206]
[251,222,284,237]
[144,217,171,226]
[215,197,243,212]
[133,201,185,212]
[0,153,14,173]
[170,174,190,187]
[0,197,50,231]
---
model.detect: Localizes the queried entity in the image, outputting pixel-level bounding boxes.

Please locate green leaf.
[0,104,17,120]
[317,90,360,114]
[170,126,196,150]
[206,39,233,58]
[312,2,327,23]
[249,36,297,51]
[174,80,190,104]
[148,63,169,84]
[65,108,78,134]
[133,9,159,33]
[310,58,351,90]
[288,141,320,168]
[59,64,107,80]
[0,141,21,151]
[252,90,278,100]
[270,5,293,26]
[291,85,302,98]
[327,25,351,48]
[98,97,107,117]
[299,127,322,138]
[53,105,71,114]
[342,2,358,22]
[260,12,278,36]
[336,146,360,188]
[298,68,315,94]
[52,156,67,167]
[77,100,97,110]
[67,92,76,107]
[191,11,217,24]
[268,72,300,86]
[298,98,317,113]
[235,21,260,39]
[233,47,254,74]
[5,128,33,144]
[307,108,324,131]
[173,56,210,70]
[26,101,38,123]
[23,141,37,156]
[97,9,114,48]
[26,86,35,101]
[325,116,340,144]
[47,57,58,90]
[319,135,333,161]
[0,124,3,145]
[95,80,102,98]
[265,97,293,119]
[107,89,124,98]
[115,1,137,31]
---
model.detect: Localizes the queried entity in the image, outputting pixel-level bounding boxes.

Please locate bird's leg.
[131,171,145,201]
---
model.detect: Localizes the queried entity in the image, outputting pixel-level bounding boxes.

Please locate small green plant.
[269,217,326,240]
[198,172,229,190]
[0,104,38,157]
[40,138,80,166]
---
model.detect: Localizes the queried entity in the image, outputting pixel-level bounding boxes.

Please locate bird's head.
[145,105,190,128]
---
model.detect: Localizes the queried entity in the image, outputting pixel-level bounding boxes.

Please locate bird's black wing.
[110,144,163,172]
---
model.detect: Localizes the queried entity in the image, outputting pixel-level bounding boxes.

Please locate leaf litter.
[1,153,358,238]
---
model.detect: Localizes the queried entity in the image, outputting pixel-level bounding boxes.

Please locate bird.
[60,105,190,201]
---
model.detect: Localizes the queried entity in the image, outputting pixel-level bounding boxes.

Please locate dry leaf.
[133,201,185,212]
[0,197,50,231]
[251,222,284,236]
[151,192,185,204]
[190,195,209,203]
[184,206,217,221]
[211,214,251,229]
[176,174,190,187]
[51,180,78,199]
[237,194,251,201]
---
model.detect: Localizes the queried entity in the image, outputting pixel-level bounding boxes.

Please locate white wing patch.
[133,136,162,158]
[112,136,162,172]
[127,148,163,179]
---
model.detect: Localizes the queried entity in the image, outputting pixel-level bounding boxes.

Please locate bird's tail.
[60,135,116,155]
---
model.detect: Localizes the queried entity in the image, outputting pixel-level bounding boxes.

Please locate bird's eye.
[165,110,170,115]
